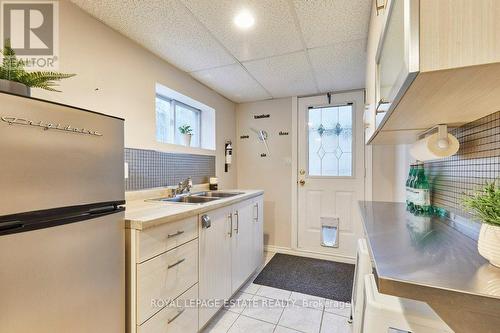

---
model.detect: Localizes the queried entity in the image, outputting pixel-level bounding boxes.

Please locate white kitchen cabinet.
[198,206,233,328]
[127,193,264,333]
[198,195,265,329]
[252,196,264,271]
[231,199,255,294]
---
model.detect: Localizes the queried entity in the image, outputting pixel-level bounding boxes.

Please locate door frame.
[289,89,371,263]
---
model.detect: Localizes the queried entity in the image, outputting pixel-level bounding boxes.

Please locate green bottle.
[406,164,415,210]
[414,163,431,214]
[409,163,419,212]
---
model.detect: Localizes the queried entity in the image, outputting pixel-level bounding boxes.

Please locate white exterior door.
[297,91,365,260]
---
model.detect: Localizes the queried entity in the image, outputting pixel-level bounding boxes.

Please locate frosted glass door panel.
[308,105,353,177]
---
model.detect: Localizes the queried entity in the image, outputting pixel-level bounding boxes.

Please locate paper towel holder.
[417,124,453,147]
[411,124,460,161]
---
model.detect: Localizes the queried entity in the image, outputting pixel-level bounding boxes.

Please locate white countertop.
[125,189,264,230]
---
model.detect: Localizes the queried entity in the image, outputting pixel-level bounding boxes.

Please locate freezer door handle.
[0,221,24,233]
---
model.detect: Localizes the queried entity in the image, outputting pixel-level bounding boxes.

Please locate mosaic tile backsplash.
[425,111,500,217]
[124,148,215,191]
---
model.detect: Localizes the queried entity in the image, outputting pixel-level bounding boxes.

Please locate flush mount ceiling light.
[234,10,255,29]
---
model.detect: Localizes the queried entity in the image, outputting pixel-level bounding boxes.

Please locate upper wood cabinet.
[365,0,500,144]
[375,0,419,117]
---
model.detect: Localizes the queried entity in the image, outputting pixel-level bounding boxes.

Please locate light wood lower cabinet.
[137,239,198,324]
[126,221,199,333]
[127,194,264,333]
[138,284,198,333]
[137,216,198,263]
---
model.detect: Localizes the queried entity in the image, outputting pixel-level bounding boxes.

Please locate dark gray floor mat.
[253,253,355,302]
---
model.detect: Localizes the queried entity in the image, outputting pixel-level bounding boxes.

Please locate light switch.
[124,162,129,179]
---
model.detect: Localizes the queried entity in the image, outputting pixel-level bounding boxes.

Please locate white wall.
[371,144,412,202]
[236,98,293,248]
[236,96,411,249]
[31,1,236,188]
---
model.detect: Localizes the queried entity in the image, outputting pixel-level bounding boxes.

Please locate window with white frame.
[156,95,202,148]
[155,83,216,151]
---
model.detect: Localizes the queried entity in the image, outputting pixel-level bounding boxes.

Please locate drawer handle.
[167,308,185,324]
[168,258,186,269]
[167,230,185,238]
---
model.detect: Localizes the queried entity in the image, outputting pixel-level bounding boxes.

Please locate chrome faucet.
[175,177,192,195]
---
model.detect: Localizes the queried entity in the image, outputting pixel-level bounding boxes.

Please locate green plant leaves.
[0,39,75,92]
[178,125,193,134]
[462,181,500,226]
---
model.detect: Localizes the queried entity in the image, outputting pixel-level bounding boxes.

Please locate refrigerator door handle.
[0,221,24,233]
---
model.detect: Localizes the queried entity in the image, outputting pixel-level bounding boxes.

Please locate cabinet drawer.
[138,284,198,333]
[137,239,198,324]
[138,216,198,263]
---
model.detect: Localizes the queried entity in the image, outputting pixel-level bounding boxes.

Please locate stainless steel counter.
[358,201,500,333]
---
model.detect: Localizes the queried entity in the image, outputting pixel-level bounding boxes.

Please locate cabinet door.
[253,196,264,271]
[231,199,255,293]
[364,0,386,142]
[375,0,419,118]
[198,207,232,328]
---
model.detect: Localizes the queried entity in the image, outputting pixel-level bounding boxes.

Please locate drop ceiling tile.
[243,51,318,98]
[293,0,371,49]
[70,0,235,72]
[308,39,367,93]
[180,0,303,62]
[191,64,271,103]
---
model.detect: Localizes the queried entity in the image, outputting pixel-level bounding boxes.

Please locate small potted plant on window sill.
[0,39,75,96]
[179,125,193,147]
[462,181,500,267]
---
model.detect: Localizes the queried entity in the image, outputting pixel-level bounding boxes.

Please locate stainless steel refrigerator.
[0,92,125,332]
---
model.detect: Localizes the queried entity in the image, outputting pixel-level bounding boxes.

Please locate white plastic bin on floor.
[363,274,453,332]
[351,238,453,333]
[351,238,372,332]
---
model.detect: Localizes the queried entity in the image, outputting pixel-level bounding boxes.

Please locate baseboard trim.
[264,245,356,265]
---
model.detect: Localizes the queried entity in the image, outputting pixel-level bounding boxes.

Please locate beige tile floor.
[202,252,353,333]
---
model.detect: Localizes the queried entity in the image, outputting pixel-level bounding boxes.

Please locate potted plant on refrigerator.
[179,125,193,147]
[0,39,75,96]
[462,181,500,267]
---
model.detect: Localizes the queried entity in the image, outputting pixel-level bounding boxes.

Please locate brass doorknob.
[299,179,306,186]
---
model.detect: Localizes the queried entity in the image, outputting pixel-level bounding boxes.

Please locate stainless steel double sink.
[149,191,244,205]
